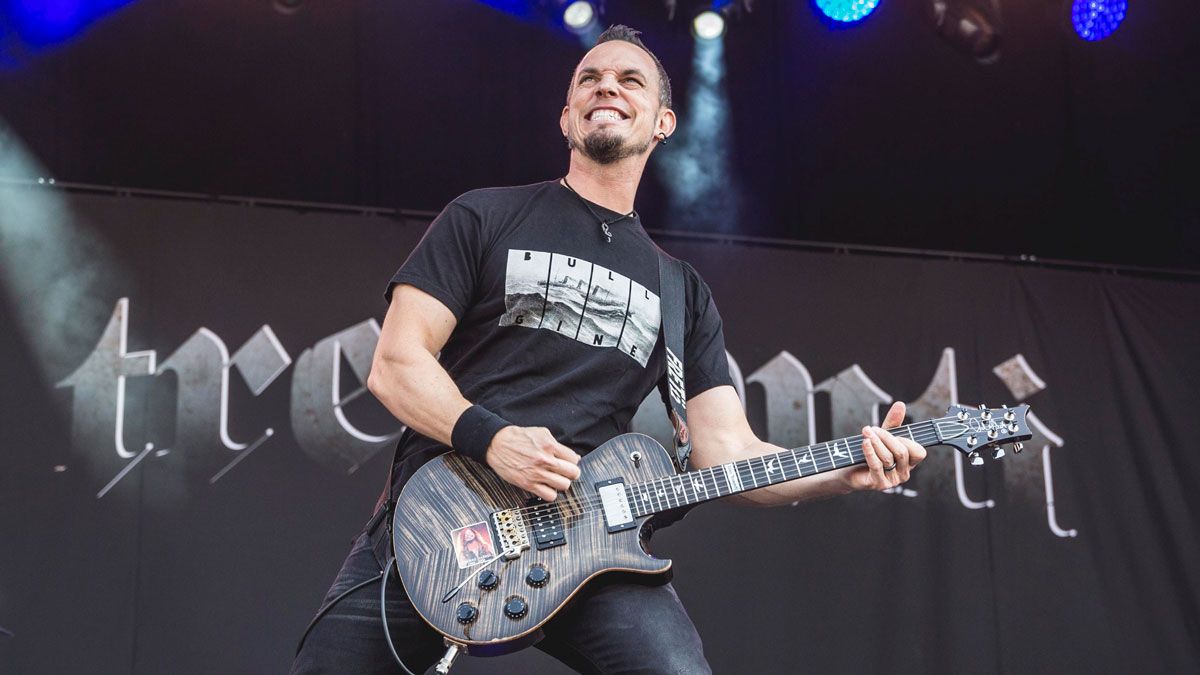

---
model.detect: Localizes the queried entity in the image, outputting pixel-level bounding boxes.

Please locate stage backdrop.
[1,186,1198,674]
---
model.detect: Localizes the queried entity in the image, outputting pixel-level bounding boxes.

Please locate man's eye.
[623,78,642,86]
[580,75,596,83]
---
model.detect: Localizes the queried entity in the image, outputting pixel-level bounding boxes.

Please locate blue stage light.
[813,0,881,24]
[1071,0,1126,41]
[656,37,739,231]
[5,0,134,47]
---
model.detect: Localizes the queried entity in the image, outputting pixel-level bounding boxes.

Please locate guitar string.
[466,414,1015,540]
[508,416,974,523]
[541,428,951,532]
[512,418,948,520]
[475,431,953,555]
[506,417,988,532]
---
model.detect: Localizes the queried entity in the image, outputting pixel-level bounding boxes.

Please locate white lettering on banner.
[55,298,1075,539]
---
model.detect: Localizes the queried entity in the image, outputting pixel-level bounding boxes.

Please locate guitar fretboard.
[625,420,942,516]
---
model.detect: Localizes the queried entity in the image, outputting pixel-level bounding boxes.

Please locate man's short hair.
[567,24,673,110]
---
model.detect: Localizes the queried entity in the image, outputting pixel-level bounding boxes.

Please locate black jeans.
[291,524,711,675]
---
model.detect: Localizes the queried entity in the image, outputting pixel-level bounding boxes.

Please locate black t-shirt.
[384,179,732,492]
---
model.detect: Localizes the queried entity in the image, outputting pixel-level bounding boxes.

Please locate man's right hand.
[485,426,582,502]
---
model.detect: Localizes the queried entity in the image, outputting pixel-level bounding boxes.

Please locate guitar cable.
[292,556,416,675]
[380,553,418,675]
[295,571,383,655]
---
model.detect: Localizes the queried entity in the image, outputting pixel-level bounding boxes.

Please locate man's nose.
[596,74,619,97]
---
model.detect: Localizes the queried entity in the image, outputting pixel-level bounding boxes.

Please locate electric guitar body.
[392,404,1032,658]
[392,433,677,656]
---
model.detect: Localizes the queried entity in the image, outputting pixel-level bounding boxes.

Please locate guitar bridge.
[491,508,530,559]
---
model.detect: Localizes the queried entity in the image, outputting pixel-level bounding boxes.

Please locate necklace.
[560,177,637,243]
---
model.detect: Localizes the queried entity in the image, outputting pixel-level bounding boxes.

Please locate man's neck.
[562,152,647,214]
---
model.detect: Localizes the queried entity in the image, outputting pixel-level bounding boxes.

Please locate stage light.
[1071,0,1126,41]
[273,0,304,16]
[0,118,131,386]
[927,0,1001,64]
[562,1,596,33]
[813,0,881,24]
[692,10,726,40]
[656,31,739,231]
[4,0,135,47]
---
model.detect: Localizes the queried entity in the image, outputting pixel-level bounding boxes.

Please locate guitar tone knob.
[477,569,499,591]
[504,595,529,620]
[525,564,550,588]
[455,602,478,625]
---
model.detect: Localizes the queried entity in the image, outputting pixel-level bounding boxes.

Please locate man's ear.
[657,108,677,140]
[560,105,570,138]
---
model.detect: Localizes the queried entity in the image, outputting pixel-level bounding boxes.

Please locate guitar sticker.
[451,522,496,569]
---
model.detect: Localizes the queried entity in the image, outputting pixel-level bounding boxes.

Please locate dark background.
[1,0,1197,270]
[2,1,1199,673]
[1,192,1198,674]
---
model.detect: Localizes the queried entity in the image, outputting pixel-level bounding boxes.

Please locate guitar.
[391,404,1032,658]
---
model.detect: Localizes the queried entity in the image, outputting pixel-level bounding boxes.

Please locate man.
[291,25,925,674]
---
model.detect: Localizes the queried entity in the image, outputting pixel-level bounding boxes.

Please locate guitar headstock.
[939,404,1033,466]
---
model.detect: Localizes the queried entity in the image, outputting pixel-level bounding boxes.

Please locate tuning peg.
[968,451,984,466]
[966,435,978,447]
[992,447,1006,460]
[1007,422,1018,433]
[987,428,998,440]
[1013,442,1024,454]
[957,410,968,422]
[1003,407,1015,422]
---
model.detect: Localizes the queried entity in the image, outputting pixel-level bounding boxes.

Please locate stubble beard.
[569,127,653,165]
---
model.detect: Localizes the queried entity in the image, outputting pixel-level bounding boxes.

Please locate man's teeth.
[590,110,623,121]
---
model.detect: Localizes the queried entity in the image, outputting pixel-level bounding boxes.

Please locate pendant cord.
[560,176,636,243]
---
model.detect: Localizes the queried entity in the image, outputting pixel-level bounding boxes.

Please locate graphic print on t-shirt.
[498,249,660,367]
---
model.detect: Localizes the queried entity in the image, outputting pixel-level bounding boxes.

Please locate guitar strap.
[658,251,692,473]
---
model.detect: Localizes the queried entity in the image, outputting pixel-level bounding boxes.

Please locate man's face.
[560,41,674,165]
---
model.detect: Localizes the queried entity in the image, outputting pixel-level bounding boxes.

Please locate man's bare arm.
[366,284,579,501]
[685,386,926,506]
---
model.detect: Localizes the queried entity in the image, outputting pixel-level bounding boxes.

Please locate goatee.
[570,129,652,165]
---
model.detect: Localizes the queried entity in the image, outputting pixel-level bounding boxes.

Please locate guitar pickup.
[595,478,636,533]
[527,499,566,550]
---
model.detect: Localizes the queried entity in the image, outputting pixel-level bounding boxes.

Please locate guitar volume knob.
[526,564,550,588]
[503,595,528,620]
[455,602,478,625]
[477,569,499,591]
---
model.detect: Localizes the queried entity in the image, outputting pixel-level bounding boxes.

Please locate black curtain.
[1,189,1197,673]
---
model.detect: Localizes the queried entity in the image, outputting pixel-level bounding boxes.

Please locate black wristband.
[451,405,510,464]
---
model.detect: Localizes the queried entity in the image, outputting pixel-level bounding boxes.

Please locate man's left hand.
[842,401,927,491]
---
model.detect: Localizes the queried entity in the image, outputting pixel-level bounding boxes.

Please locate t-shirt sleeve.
[384,200,484,318]
[682,278,734,399]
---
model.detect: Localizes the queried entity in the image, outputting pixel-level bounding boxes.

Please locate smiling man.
[291,25,924,674]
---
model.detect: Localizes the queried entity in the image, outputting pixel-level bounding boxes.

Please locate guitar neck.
[626,420,944,517]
